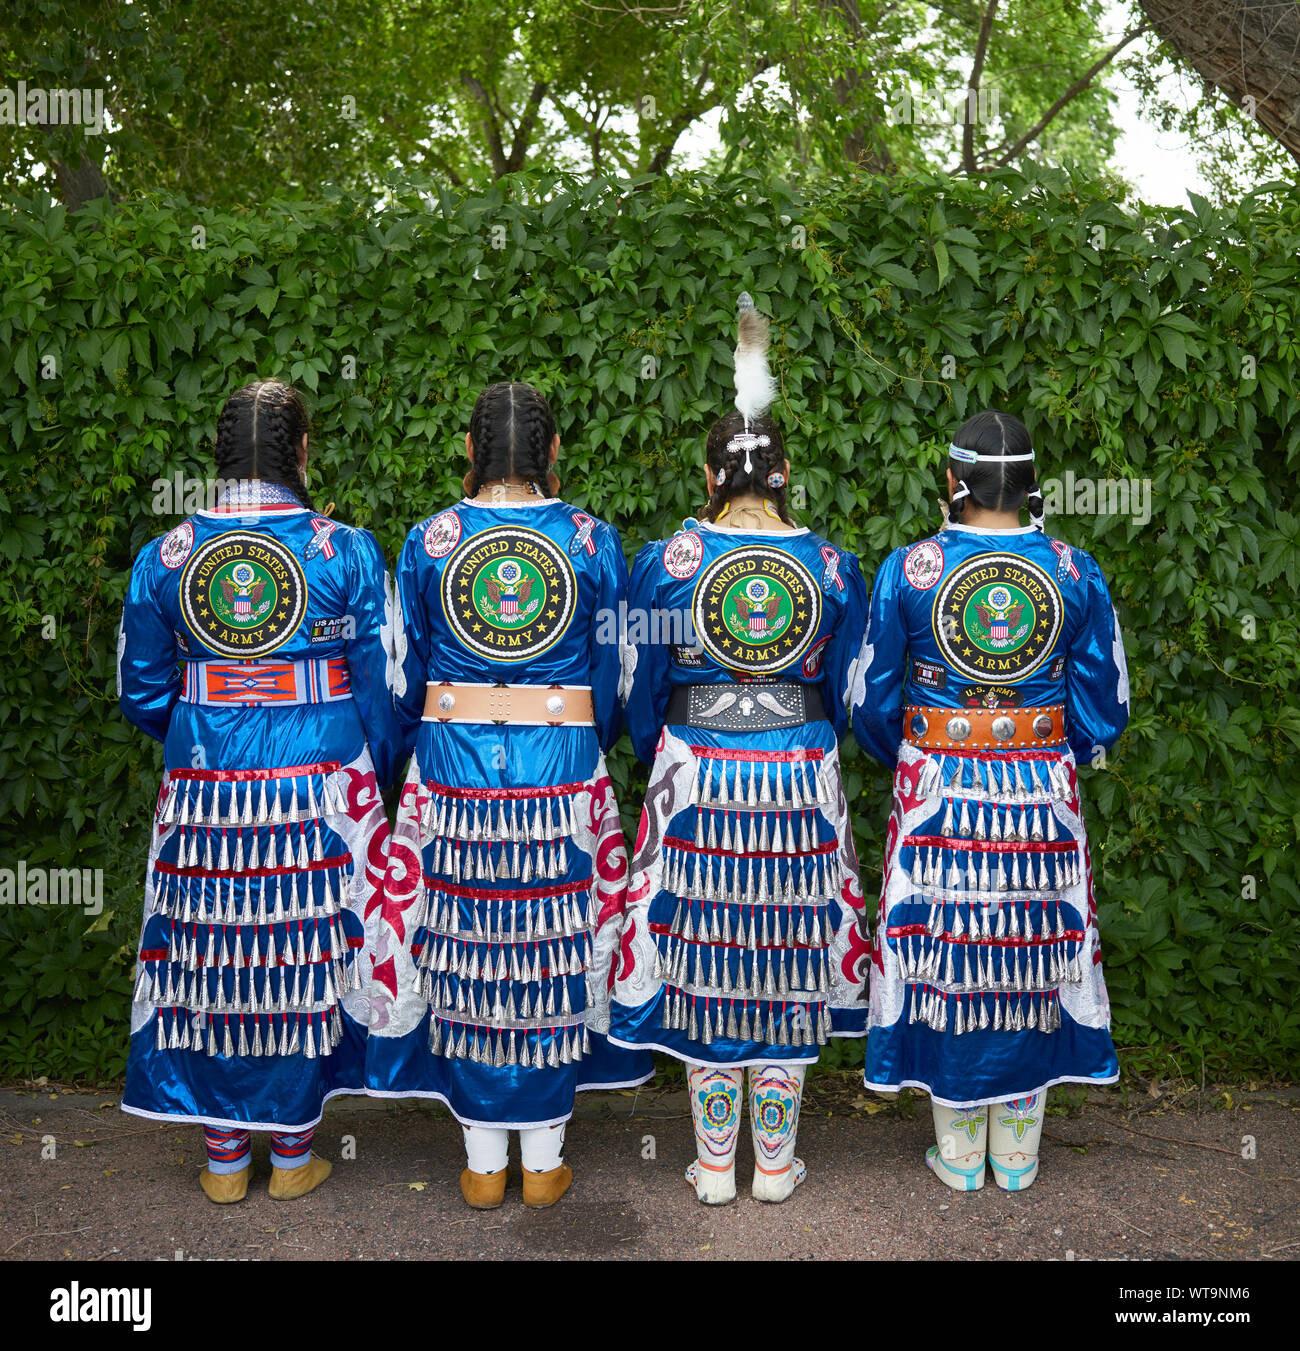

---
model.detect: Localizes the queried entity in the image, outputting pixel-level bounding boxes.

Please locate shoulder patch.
[423,510,462,559]
[305,516,339,561]
[819,545,845,592]
[662,530,704,580]
[158,522,194,570]
[802,635,831,678]
[903,540,944,591]
[1049,539,1081,582]
[568,510,598,556]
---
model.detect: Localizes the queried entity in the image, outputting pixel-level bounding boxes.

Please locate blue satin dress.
[608,518,872,1066]
[117,481,403,1131]
[850,521,1130,1106]
[364,497,653,1128]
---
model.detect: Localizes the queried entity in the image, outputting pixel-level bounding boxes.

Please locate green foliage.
[1,165,1297,1084]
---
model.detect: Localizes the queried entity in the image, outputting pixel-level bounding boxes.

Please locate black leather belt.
[665,682,827,732]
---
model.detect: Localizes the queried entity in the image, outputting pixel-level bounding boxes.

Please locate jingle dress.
[365,498,653,1128]
[117,482,402,1130]
[850,522,1130,1106]
[608,519,872,1064]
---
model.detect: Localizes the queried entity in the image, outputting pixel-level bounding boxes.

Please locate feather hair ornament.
[729,291,775,472]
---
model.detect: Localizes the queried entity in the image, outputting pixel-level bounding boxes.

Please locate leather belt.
[180,657,351,706]
[665,682,826,732]
[422,681,594,726]
[903,704,1066,751]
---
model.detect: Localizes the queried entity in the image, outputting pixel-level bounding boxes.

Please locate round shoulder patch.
[931,552,1063,684]
[903,540,944,591]
[441,525,576,662]
[662,530,704,580]
[692,545,822,676]
[424,510,462,560]
[180,532,308,658]
[159,522,194,571]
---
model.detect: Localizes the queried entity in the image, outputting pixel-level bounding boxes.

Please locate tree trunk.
[1138,0,1300,164]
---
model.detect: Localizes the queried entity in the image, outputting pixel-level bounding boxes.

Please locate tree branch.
[982,23,1151,168]
[963,0,1000,174]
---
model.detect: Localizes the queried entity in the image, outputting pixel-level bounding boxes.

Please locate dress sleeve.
[819,549,868,742]
[343,529,406,792]
[589,523,628,754]
[392,528,430,766]
[622,542,672,767]
[1064,551,1131,760]
[849,548,910,768]
[117,543,181,744]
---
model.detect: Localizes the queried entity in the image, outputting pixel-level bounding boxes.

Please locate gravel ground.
[2,1082,1296,1262]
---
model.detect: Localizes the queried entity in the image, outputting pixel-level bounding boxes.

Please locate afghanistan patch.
[911,659,947,690]
[180,532,308,658]
[903,540,944,591]
[931,552,1062,684]
[692,546,821,676]
[441,526,576,662]
[159,522,194,571]
[671,644,705,669]
[662,530,704,580]
[424,510,462,560]
[960,683,1022,708]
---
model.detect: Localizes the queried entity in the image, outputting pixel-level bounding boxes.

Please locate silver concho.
[437,692,456,712]
[545,694,566,716]
[945,716,971,742]
[1032,713,1055,739]
[910,713,929,739]
[991,715,1017,742]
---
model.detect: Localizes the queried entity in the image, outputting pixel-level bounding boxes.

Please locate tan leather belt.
[422,681,594,726]
[903,704,1066,751]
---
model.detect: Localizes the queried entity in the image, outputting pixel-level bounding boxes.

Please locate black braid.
[700,411,793,524]
[213,379,315,509]
[947,408,1034,525]
[466,382,557,495]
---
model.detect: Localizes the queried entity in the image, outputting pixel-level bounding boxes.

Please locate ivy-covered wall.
[2,167,1297,1083]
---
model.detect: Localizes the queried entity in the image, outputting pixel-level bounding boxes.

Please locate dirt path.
[2,1083,1296,1262]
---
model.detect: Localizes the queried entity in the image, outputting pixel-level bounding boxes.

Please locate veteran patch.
[932,552,1062,684]
[441,526,575,661]
[911,659,947,690]
[159,522,194,570]
[180,532,308,658]
[424,510,462,560]
[663,530,704,580]
[692,546,821,676]
[903,540,944,591]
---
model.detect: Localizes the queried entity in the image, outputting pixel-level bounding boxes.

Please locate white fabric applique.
[384,572,408,699]
[1112,606,1129,710]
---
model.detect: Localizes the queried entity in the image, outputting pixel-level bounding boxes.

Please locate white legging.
[463,1123,567,1175]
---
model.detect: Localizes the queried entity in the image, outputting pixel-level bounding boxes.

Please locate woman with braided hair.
[609,296,871,1205]
[851,408,1130,1192]
[366,381,652,1210]
[117,378,404,1202]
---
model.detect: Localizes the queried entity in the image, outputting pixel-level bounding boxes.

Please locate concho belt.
[903,703,1066,751]
[422,681,594,726]
[665,682,827,732]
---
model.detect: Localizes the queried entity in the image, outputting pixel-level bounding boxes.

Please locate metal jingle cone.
[989,808,1003,844]
[941,799,955,837]
[745,763,758,809]
[759,761,772,805]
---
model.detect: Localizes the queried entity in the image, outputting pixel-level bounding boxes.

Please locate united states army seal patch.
[441,526,576,662]
[932,552,1062,683]
[180,532,308,658]
[692,546,821,676]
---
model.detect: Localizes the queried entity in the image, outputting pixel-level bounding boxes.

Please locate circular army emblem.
[932,553,1062,683]
[692,546,821,676]
[423,510,461,559]
[903,540,944,590]
[180,532,307,658]
[159,522,194,570]
[441,526,575,661]
[662,530,704,580]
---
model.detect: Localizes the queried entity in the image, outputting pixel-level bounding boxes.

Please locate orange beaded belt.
[422,681,595,726]
[903,704,1066,751]
[181,657,351,705]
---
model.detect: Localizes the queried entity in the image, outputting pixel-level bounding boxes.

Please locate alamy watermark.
[887,84,1000,127]
[1,864,103,916]
[1,82,105,135]
[1040,473,1152,526]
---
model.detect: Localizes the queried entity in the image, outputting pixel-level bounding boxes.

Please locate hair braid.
[466,382,557,496]
[213,379,314,508]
